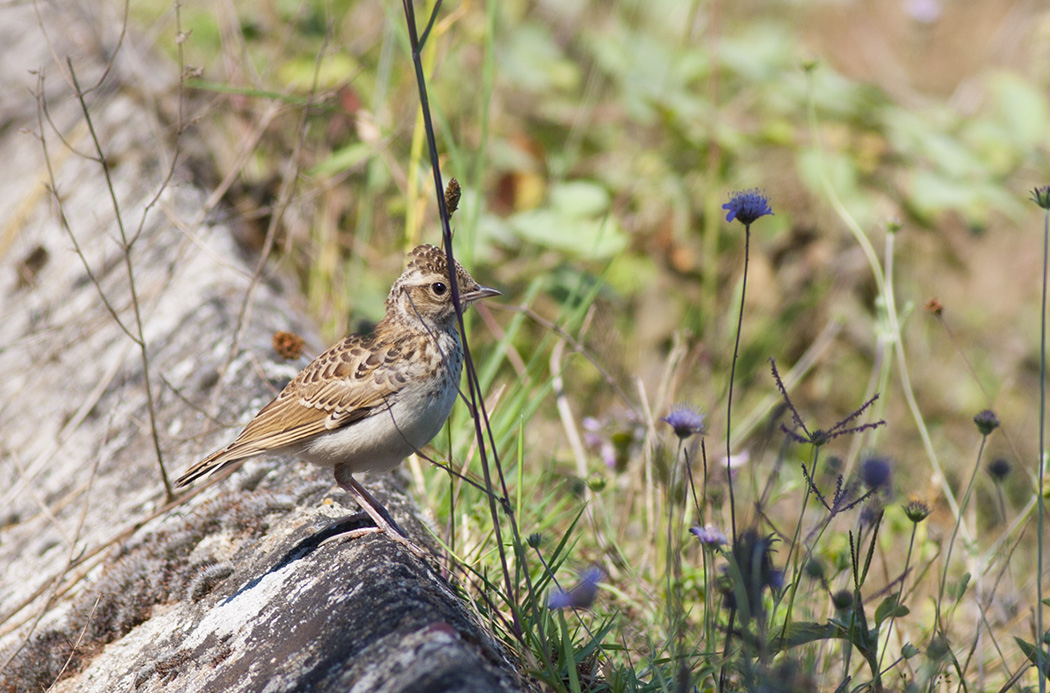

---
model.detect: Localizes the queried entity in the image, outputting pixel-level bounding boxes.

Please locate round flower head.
[987,458,1011,482]
[547,567,602,610]
[662,406,706,440]
[723,189,774,225]
[903,499,930,524]
[690,524,727,546]
[860,456,892,492]
[972,409,1000,436]
[832,589,854,611]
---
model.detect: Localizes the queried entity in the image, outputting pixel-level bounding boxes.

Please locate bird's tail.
[175,445,253,488]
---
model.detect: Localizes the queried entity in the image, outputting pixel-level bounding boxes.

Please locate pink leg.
[331,465,430,558]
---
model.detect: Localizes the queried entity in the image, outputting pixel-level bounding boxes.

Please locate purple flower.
[662,406,706,440]
[690,525,727,546]
[547,567,602,610]
[860,456,892,492]
[988,457,1011,482]
[769,569,785,591]
[722,189,773,225]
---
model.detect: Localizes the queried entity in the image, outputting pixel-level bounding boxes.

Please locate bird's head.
[386,244,500,330]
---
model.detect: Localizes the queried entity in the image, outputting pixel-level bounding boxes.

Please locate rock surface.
[0,3,522,691]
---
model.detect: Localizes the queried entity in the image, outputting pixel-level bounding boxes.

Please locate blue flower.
[723,189,773,225]
[860,456,892,492]
[769,569,785,592]
[547,567,602,610]
[987,457,1011,482]
[661,406,706,440]
[690,524,727,546]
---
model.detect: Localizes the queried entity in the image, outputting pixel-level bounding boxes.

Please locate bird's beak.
[462,285,501,304]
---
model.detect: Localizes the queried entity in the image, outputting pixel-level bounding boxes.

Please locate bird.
[176,244,500,552]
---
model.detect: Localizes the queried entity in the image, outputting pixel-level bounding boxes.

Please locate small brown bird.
[176,244,499,550]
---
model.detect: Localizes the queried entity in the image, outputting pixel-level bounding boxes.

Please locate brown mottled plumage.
[176,244,499,551]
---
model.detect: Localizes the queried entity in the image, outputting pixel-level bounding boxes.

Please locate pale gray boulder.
[0,3,523,691]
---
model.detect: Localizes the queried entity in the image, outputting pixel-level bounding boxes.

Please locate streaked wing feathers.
[176,330,416,486]
[239,332,410,441]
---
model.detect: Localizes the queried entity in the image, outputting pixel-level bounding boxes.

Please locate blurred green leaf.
[988,71,1050,151]
[278,53,359,90]
[187,80,309,105]
[951,572,971,602]
[719,23,793,82]
[796,147,878,228]
[510,210,627,259]
[549,180,610,218]
[771,621,836,651]
[588,22,708,124]
[874,594,908,627]
[498,23,580,93]
[310,142,374,176]
[509,181,628,259]
[1016,637,1050,680]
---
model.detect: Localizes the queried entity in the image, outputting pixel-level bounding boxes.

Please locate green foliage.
[146,0,1050,689]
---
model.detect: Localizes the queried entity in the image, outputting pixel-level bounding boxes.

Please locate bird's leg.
[330,465,430,559]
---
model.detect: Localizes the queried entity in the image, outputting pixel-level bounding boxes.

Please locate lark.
[176,244,499,551]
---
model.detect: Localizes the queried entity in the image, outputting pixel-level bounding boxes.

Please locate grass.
[120,0,1050,690]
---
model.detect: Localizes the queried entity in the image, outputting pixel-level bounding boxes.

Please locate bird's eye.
[431,282,447,296]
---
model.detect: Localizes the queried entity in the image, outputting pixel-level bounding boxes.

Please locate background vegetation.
[136,0,1050,689]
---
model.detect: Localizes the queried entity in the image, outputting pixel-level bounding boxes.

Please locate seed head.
[973,409,1000,436]
[1031,185,1050,210]
[272,331,305,360]
[903,499,931,524]
[832,589,854,611]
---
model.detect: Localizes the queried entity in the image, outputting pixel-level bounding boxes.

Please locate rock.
[0,3,523,691]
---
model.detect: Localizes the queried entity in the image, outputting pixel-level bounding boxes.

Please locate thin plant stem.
[682,443,705,525]
[721,223,751,684]
[936,434,989,635]
[726,224,751,544]
[399,3,555,674]
[880,522,919,674]
[66,61,174,500]
[702,543,717,678]
[1039,204,1049,691]
[804,67,963,531]
[666,455,685,684]
[774,444,820,641]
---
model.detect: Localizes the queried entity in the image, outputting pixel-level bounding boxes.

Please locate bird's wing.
[176,331,418,486]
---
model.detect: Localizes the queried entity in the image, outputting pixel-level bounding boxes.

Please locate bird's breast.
[297,331,463,474]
